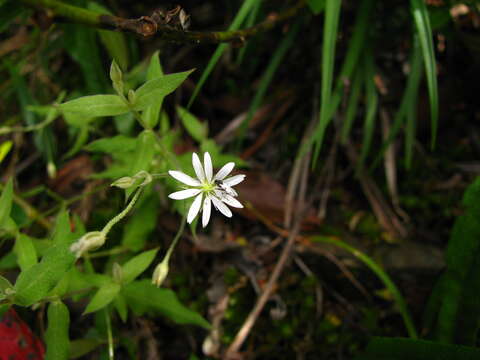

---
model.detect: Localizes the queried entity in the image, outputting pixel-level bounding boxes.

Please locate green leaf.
[142,51,165,129]
[238,19,300,147]
[69,338,104,359]
[410,0,438,149]
[129,130,156,176]
[0,141,12,163]
[84,281,121,314]
[311,0,343,164]
[311,236,417,338]
[187,0,257,107]
[0,178,13,229]
[63,23,108,94]
[0,275,13,294]
[122,195,159,251]
[13,242,76,306]
[85,135,137,154]
[122,248,158,284]
[177,106,208,142]
[14,233,38,271]
[45,301,70,360]
[123,280,210,329]
[60,95,129,117]
[307,0,325,14]
[358,49,378,168]
[133,70,195,111]
[52,210,75,245]
[88,2,129,70]
[434,177,480,343]
[113,293,128,323]
[355,337,480,360]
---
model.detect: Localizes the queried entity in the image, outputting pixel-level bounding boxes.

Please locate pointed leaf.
[123,279,210,329]
[122,248,158,284]
[133,70,194,111]
[13,242,76,306]
[45,301,70,360]
[0,178,13,229]
[60,95,129,117]
[14,233,38,271]
[84,282,121,314]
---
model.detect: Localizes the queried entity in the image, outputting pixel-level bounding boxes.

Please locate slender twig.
[19,0,306,44]
[225,152,310,357]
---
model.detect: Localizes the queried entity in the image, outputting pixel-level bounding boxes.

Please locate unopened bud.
[111,176,136,189]
[152,259,169,287]
[109,60,123,83]
[70,231,106,258]
[127,89,136,105]
[112,262,123,283]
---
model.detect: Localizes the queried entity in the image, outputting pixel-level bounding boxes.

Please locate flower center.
[201,181,216,193]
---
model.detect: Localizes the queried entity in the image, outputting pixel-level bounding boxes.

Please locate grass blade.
[358,48,378,168]
[237,19,301,147]
[370,37,423,170]
[304,0,374,163]
[311,0,342,164]
[187,0,258,108]
[410,0,438,149]
[312,236,418,339]
[340,68,362,143]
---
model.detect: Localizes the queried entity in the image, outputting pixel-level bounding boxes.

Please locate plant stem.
[19,0,306,44]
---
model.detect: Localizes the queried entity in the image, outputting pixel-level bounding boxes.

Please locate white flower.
[168,152,245,227]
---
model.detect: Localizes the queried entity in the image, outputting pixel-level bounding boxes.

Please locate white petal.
[187,193,203,224]
[169,170,201,186]
[211,196,232,218]
[202,196,212,227]
[223,174,245,187]
[192,153,205,182]
[168,188,201,200]
[222,195,243,208]
[214,162,235,181]
[204,152,213,182]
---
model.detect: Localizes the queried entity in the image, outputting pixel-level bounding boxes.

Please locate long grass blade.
[304,0,374,164]
[410,0,438,149]
[340,68,362,143]
[358,48,378,168]
[312,236,418,339]
[311,0,342,165]
[187,0,257,108]
[370,37,423,170]
[237,19,301,147]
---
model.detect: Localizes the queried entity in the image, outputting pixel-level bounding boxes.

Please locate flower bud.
[127,89,136,105]
[112,262,123,284]
[111,176,136,189]
[152,259,169,287]
[70,231,106,258]
[109,60,123,83]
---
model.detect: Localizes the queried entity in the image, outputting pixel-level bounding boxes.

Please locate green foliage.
[424,177,480,344]
[132,70,194,111]
[123,280,210,329]
[0,178,14,229]
[121,248,158,284]
[84,281,121,314]
[177,106,208,142]
[14,233,38,271]
[307,0,325,14]
[60,95,129,117]
[45,301,70,360]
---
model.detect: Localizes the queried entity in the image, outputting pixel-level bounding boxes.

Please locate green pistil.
[201,181,216,193]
